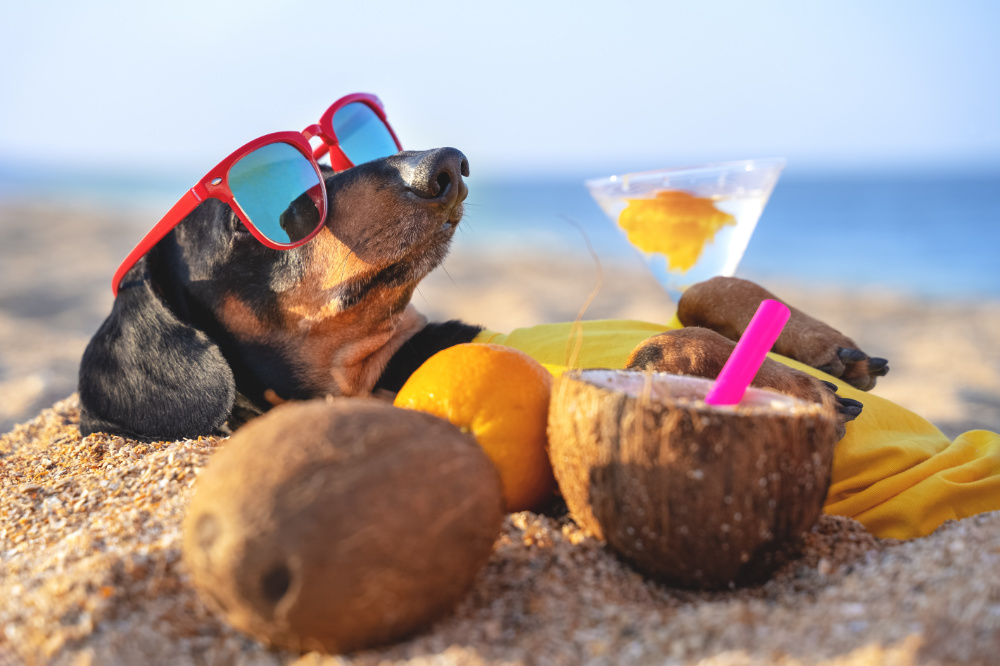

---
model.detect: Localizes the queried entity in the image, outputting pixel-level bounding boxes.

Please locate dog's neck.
[216,290,429,401]
[321,303,428,397]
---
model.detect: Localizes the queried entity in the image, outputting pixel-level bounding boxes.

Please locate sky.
[1,0,999,182]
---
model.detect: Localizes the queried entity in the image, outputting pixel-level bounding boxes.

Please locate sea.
[461,174,1000,299]
[2,163,998,299]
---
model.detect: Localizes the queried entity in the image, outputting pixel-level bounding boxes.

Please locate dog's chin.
[398,203,463,273]
[328,214,459,314]
[396,217,459,283]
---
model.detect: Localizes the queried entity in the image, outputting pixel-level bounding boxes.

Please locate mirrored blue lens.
[332,102,399,166]
[228,142,322,244]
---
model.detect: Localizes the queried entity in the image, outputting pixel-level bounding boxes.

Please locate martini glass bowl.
[585,158,785,302]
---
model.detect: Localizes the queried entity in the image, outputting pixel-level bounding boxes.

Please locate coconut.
[547,369,840,589]
[182,398,504,654]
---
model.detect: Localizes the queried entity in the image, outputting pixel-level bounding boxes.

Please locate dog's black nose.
[399,148,470,201]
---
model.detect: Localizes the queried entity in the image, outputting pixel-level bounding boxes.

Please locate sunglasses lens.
[228,142,323,244]
[332,102,399,166]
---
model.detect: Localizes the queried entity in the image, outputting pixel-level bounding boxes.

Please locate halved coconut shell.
[547,370,839,589]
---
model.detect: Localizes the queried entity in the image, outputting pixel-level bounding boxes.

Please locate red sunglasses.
[111,93,402,295]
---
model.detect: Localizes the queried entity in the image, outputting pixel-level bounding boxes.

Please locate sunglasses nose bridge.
[300,123,324,142]
[302,123,337,163]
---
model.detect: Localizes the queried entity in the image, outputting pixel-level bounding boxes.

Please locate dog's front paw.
[626,327,731,380]
[677,277,890,392]
[626,329,863,439]
[819,380,864,438]
[808,343,889,392]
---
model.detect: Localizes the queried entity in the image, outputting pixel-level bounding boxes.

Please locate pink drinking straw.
[704,299,791,406]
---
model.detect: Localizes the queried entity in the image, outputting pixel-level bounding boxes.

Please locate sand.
[2,201,1000,664]
[0,202,136,436]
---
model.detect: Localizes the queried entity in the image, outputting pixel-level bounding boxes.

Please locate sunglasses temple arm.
[312,143,330,160]
[111,189,203,296]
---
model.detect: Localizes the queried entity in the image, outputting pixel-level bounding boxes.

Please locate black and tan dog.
[78,148,886,441]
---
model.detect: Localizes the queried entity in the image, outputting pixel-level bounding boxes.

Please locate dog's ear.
[78,255,236,440]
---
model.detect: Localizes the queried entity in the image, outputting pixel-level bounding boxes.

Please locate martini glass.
[585,158,785,303]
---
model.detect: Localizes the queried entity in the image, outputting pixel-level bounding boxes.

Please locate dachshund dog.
[78,148,886,441]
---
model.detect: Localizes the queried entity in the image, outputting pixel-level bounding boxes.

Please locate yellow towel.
[473,319,1000,540]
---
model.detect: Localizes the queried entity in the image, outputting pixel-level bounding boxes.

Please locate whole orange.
[393,343,556,512]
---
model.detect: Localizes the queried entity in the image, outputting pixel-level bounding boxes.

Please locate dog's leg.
[627,327,863,438]
[677,277,889,391]
[374,320,484,395]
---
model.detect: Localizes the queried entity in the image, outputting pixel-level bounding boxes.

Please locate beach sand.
[2,202,1000,664]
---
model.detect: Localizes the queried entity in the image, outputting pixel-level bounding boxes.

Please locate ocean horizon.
[460,173,1000,299]
[2,165,998,299]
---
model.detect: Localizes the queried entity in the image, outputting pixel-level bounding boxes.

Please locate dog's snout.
[401,148,470,201]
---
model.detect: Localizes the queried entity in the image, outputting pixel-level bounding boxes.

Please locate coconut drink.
[547,368,839,588]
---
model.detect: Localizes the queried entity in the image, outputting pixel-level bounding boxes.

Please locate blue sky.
[1,0,998,181]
